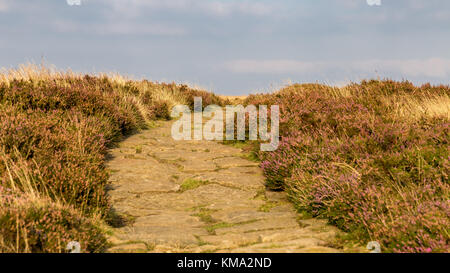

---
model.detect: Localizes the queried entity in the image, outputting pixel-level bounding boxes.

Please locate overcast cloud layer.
[1,0,449,94]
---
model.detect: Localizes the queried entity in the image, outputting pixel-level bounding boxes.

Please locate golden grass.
[218,95,248,105]
[0,63,81,85]
[1,148,45,201]
[0,63,212,125]
[396,94,450,120]
[278,82,449,122]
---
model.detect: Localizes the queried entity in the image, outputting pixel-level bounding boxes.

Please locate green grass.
[222,140,260,162]
[258,201,280,212]
[221,140,249,149]
[205,222,237,235]
[192,208,218,224]
[178,179,210,192]
[194,235,210,247]
[135,146,143,154]
[240,152,260,162]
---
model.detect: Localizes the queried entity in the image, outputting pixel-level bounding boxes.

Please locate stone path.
[106,120,346,253]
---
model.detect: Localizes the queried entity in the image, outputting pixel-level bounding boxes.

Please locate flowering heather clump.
[0,108,110,213]
[0,186,107,253]
[249,80,450,253]
[149,100,172,120]
[0,65,220,252]
[260,133,314,190]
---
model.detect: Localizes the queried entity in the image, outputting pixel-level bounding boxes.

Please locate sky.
[0,0,449,95]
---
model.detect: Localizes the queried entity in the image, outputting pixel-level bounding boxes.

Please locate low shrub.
[250,80,450,252]
[0,186,107,253]
[0,65,223,252]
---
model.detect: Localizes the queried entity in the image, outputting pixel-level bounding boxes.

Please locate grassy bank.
[245,80,449,253]
[0,64,224,252]
[1,64,448,253]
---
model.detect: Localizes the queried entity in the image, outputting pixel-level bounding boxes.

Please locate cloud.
[67,0,82,6]
[224,60,319,74]
[102,0,273,17]
[201,1,272,16]
[0,0,10,12]
[366,0,382,6]
[225,58,450,78]
[95,22,187,36]
[53,19,187,36]
[362,58,450,78]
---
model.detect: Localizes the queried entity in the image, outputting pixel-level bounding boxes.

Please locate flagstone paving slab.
[106,120,359,253]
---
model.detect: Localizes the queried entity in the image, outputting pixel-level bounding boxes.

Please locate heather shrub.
[0,65,223,252]
[260,133,313,190]
[0,108,110,214]
[0,186,107,253]
[180,85,227,109]
[149,99,171,120]
[252,81,450,252]
[0,79,144,137]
